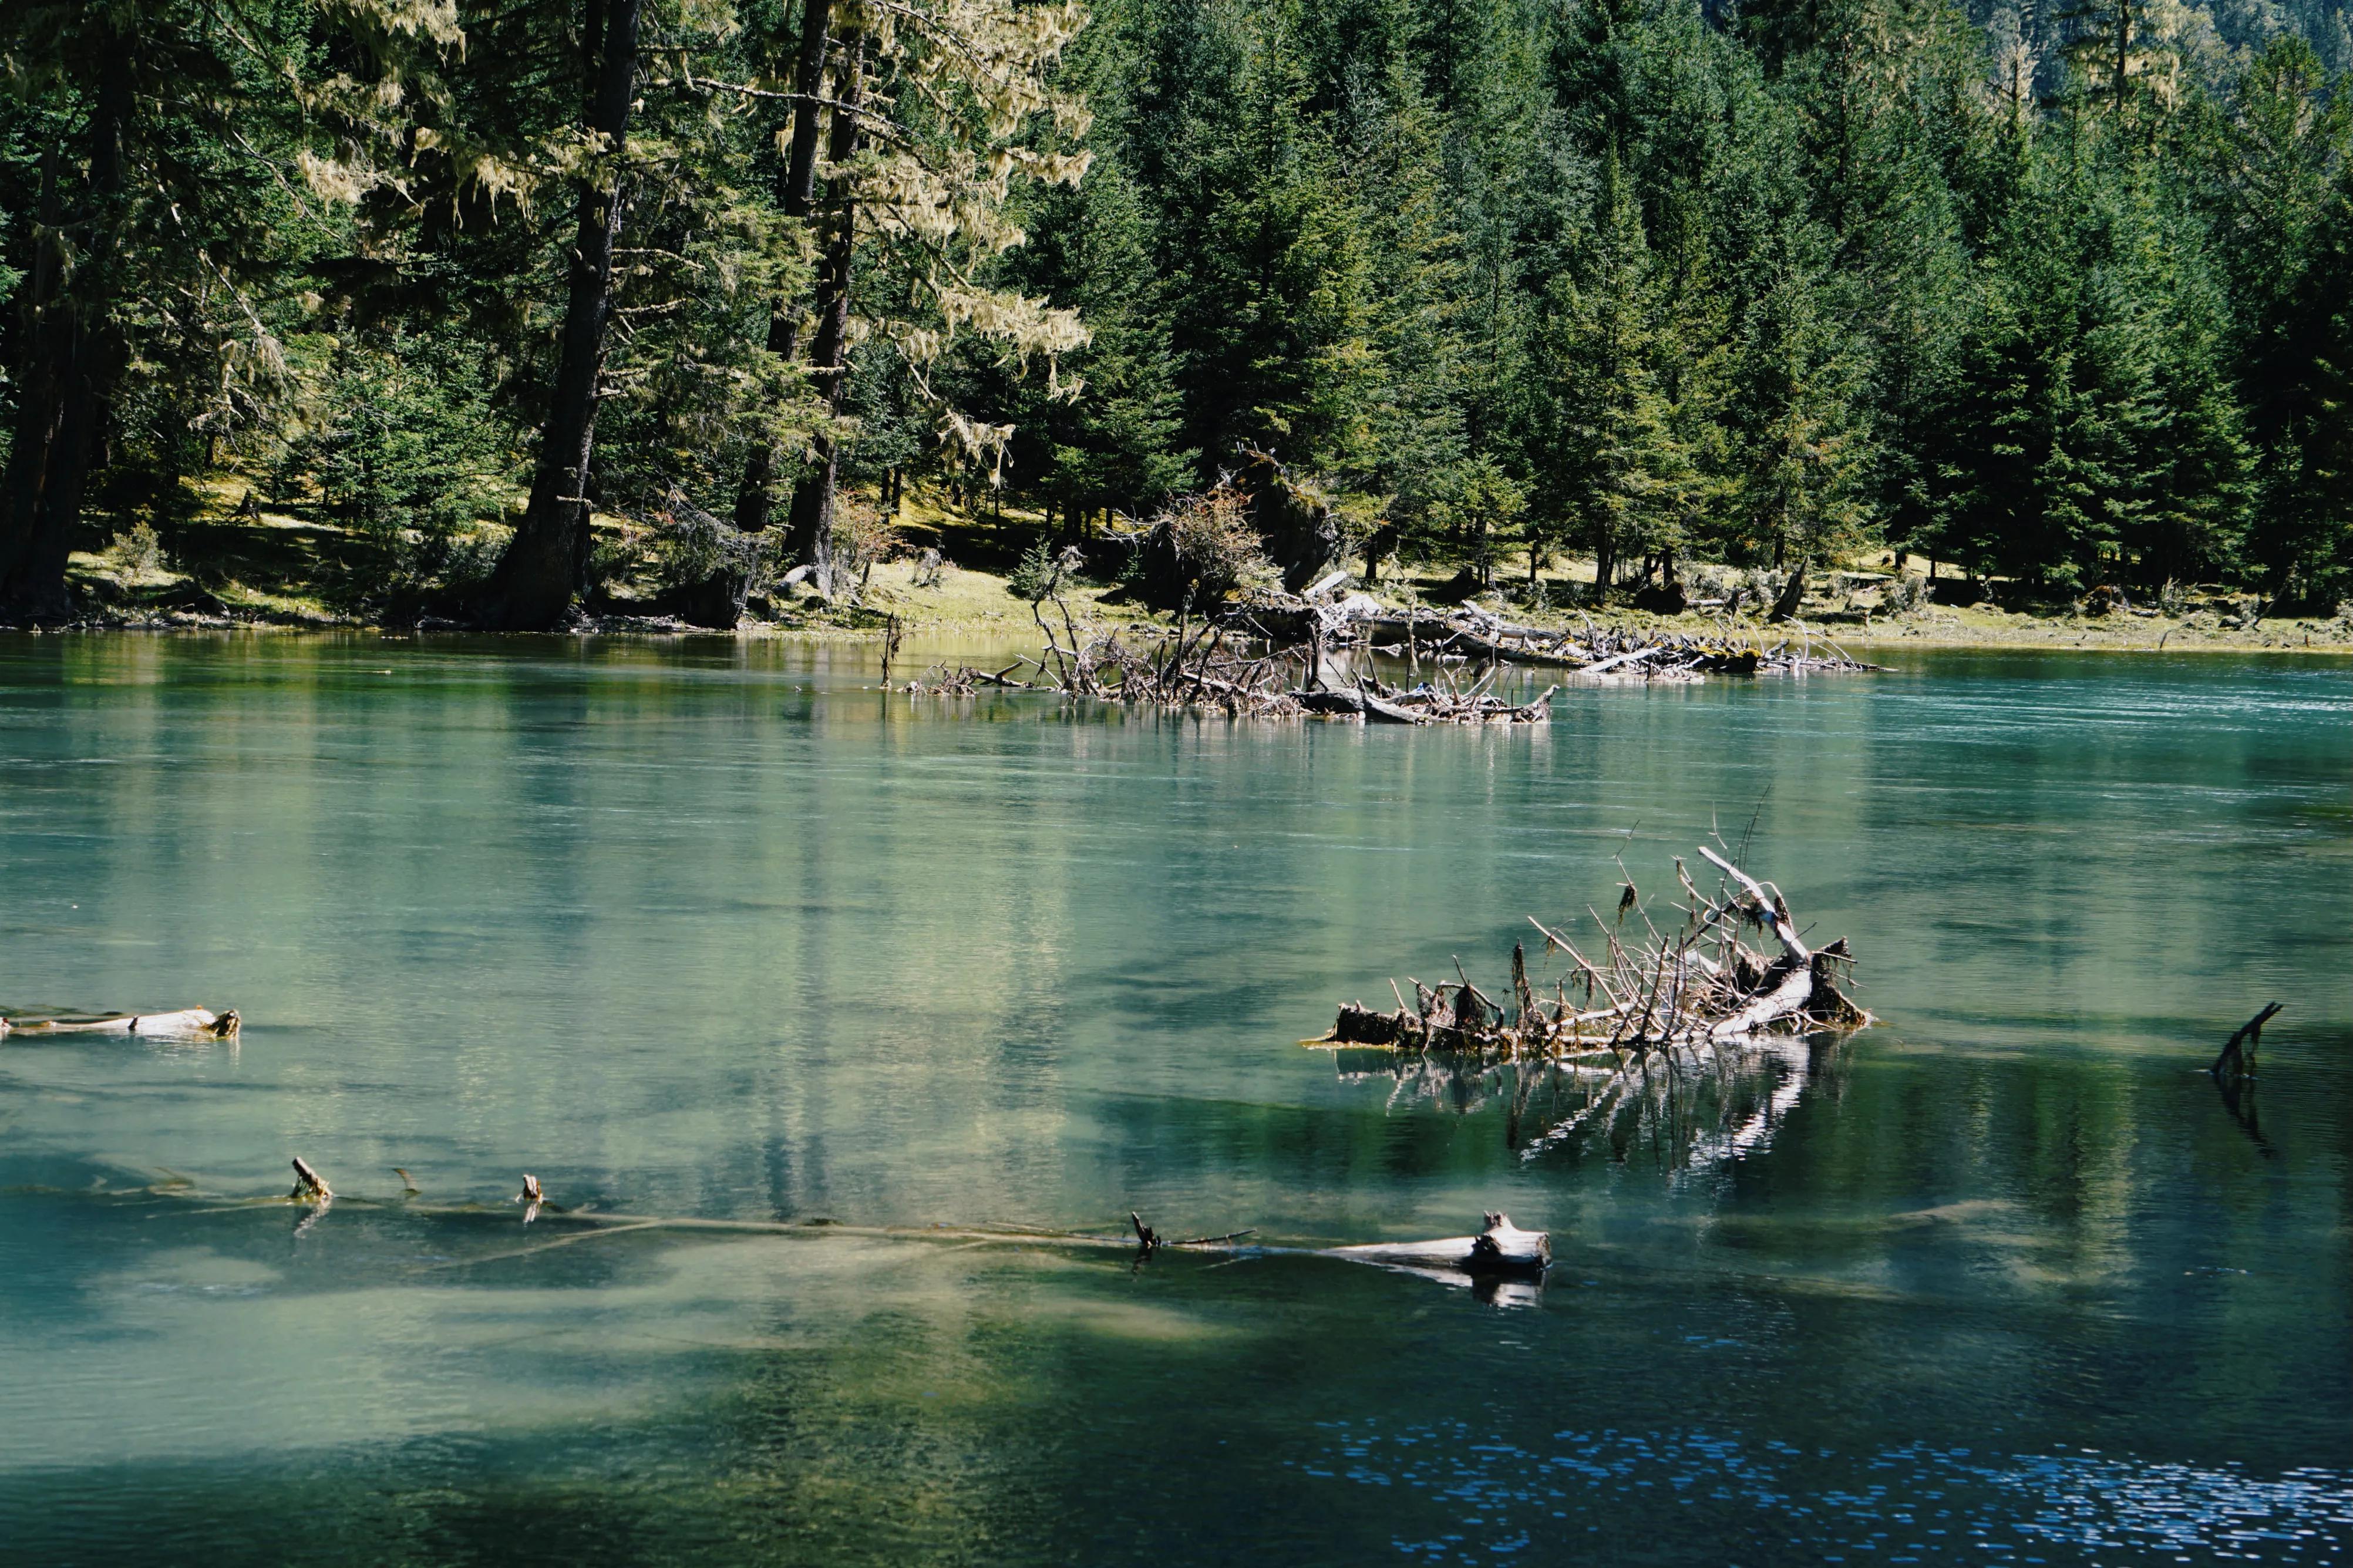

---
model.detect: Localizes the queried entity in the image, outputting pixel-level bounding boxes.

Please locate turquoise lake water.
[1,632,2347,1564]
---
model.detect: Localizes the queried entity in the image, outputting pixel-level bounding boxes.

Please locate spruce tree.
[1529,152,1705,602]
[0,0,459,618]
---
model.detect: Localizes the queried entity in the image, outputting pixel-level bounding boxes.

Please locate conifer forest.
[4,0,2352,628]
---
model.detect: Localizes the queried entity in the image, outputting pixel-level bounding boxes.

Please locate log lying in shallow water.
[1318,843,1866,1061]
[1323,1212,1550,1277]
[137,1159,1550,1296]
[0,1007,238,1039]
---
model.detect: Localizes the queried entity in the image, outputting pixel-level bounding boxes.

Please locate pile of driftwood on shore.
[1264,595,1881,679]
[903,582,1876,718]
[904,593,1558,723]
[1322,844,1866,1061]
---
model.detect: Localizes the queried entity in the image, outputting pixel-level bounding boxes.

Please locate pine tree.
[2256,153,2353,603]
[0,0,459,617]
[774,0,1093,598]
[480,0,651,627]
[1002,158,1191,526]
[1529,152,1706,603]
[2206,38,2351,598]
[1156,5,1381,485]
[1727,267,1875,616]
[989,2,1191,529]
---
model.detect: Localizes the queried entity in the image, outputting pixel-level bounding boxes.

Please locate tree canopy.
[4,0,2350,621]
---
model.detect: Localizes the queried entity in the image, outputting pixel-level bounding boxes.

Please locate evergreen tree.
[1726,266,1875,615]
[1529,153,1706,601]
[2206,37,2352,599]
[1156,4,1382,485]
[0,0,459,617]
[5,0,2348,620]
[994,6,1191,527]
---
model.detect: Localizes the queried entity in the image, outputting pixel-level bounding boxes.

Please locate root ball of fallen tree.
[1321,844,1867,1061]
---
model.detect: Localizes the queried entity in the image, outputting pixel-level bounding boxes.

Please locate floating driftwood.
[0,1007,239,1039]
[1321,844,1866,1061]
[290,1156,331,1202]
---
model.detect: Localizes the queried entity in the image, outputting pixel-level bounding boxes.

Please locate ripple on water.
[1299,1421,2353,1564]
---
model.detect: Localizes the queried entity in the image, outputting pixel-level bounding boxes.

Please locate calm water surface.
[1,632,2347,1565]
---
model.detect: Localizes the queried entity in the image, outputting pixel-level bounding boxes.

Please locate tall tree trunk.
[0,68,130,621]
[1591,527,1615,605]
[784,30,866,600]
[489,0,644,630]
[731,0,837,538]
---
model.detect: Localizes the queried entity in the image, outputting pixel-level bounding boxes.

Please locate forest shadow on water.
[0,633,2347,1564]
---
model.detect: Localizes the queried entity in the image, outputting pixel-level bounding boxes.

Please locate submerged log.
[142,1166,1543,1298]
[0,1007,238,1039]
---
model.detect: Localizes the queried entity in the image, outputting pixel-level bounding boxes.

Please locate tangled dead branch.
[900,590,1555,722]
[900,571,1872,716]
[1319,844,1866,1061]
[1255,596,1880,678]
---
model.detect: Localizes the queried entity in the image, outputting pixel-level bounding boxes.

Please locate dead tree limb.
[2210,1001,2283,1079]
[1319,844,1866,1062]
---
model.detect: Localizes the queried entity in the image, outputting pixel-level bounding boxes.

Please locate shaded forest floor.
[40,473,2353,655]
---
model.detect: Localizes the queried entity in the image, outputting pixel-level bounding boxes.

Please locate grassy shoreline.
[27,476,2353,656]
[28,564,2350,657]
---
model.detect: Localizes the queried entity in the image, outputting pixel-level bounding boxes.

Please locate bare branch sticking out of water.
[1316,844,1868,1062]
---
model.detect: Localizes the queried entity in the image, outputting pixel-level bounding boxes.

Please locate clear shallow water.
[0,632,2346,1565]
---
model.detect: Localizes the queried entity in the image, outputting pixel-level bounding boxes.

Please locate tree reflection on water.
[1329,1031,1853,1176]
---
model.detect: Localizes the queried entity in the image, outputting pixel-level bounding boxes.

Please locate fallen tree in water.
[1321,844,1865,1059]
[1,1007,239,1039]
[127,1155,1553,1298]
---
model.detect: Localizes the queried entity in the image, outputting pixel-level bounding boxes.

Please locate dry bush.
[1157,482,1277,602]
[833,494,903,584]
[1880,573,1929,613]
[106,521,166,583]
